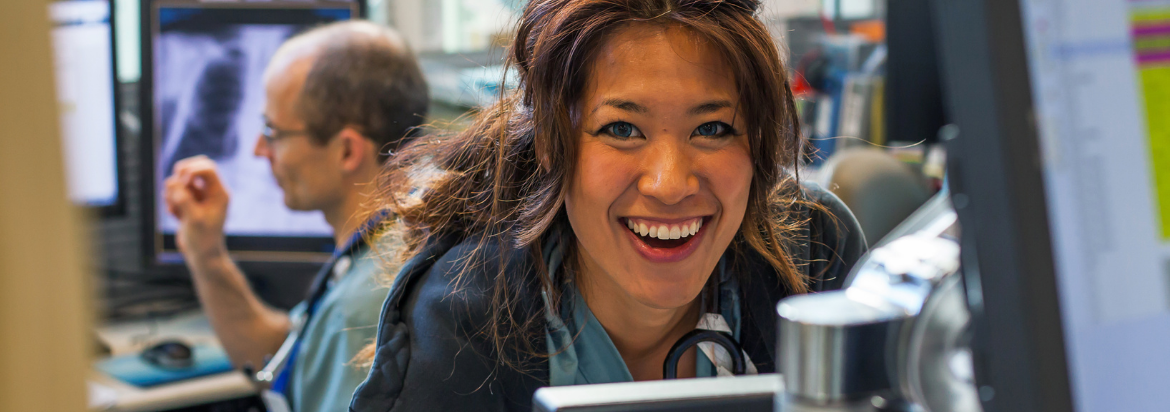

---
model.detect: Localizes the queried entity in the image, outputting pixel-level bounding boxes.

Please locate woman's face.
[566,23,753,311]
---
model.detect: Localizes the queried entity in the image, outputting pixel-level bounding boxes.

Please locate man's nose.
[254,134,269,158]
[637,139,700,206]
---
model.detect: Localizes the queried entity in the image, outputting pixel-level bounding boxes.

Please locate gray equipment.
[777,195,980,412]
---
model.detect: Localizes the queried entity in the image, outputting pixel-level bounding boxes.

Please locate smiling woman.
[350,1,867,411]
[567,24,759,380]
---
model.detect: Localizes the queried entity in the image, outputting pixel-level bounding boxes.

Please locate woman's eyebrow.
[597,99,649,114]
[688,100,733,115]
[591,99,734,116]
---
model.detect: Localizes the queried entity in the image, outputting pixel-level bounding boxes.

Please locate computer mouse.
[140,340,194,369]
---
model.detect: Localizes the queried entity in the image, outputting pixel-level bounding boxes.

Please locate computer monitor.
[936,0,1170,411]
[49,0,124,213]
[140,0,364,263]
[532,374,778,412]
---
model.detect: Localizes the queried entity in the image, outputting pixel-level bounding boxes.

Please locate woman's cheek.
[700,144,753,227]
[575,141,637,212]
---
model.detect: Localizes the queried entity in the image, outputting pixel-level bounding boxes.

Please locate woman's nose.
[637,140,700,206]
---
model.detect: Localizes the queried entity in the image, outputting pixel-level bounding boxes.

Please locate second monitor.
[141,0,364,263]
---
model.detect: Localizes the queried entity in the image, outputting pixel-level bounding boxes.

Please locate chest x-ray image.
[152,7,350,237]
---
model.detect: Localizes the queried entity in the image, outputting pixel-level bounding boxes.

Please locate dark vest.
[350,183,867,412]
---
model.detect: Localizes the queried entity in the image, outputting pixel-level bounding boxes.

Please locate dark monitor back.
[885,0,948,144]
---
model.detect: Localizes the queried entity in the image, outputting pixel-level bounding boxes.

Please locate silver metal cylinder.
[778,292,908,406]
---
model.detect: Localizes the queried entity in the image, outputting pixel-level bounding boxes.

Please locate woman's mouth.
[621,217,707,263]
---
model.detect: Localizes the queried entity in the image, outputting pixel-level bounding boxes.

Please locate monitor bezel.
[532,374,778,412]
[138,0,366,265]
[931,0,1075,411]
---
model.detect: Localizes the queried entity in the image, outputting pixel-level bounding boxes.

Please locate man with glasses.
[162,21,427,412]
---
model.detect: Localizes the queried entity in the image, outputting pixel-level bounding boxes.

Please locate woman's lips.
[621,217,709,263]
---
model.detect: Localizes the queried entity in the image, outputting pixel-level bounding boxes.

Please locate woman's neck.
[576,254,703,381]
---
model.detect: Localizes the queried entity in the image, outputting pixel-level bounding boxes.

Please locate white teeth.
[627,218,704,240]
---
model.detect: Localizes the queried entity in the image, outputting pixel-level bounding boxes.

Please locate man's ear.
[335,126,375,173]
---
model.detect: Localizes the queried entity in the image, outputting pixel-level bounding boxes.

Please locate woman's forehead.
[592,23,732,79]
[581,23,738,114]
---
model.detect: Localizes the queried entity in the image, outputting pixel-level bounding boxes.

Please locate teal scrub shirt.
[542,231,736,385]
[286,245,386,412]
[546,290,718,385]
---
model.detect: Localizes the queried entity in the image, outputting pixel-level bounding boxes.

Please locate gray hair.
[266,20,429,160]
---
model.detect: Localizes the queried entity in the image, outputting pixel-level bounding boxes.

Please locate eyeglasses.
[260,123,310,145]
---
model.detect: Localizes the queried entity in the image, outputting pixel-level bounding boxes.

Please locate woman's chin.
[631,281,705,310]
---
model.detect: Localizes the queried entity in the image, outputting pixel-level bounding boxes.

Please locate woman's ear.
[335,126,375,173]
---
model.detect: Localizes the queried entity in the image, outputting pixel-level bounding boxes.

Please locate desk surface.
[89,311,257,412]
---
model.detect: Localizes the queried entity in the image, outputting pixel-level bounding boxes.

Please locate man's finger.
[176,166,227,199]
[165,182,195,211]
[173,157,220,187]
[183,167,223,190]
[167,201,181,219]
[165,185,187,205]
[162,177,184,206]
[171,155,213,176]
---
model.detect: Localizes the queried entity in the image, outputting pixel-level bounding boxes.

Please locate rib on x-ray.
[155,21,332,237]
[165,47,243,173]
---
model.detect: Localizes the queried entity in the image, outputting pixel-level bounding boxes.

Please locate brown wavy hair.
[370,0,819,371]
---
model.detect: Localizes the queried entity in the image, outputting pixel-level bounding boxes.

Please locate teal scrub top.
[546,290,717,385]
[543,231,735,385]
[286,245,386,412]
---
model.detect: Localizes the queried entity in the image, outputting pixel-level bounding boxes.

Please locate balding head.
[264,21,428,160]
[264,21,407,84]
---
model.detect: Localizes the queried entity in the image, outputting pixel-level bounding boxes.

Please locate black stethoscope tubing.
[662,329,747,379]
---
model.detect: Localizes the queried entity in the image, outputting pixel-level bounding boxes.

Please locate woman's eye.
[600,121,643,139]
[693,121,731,137]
